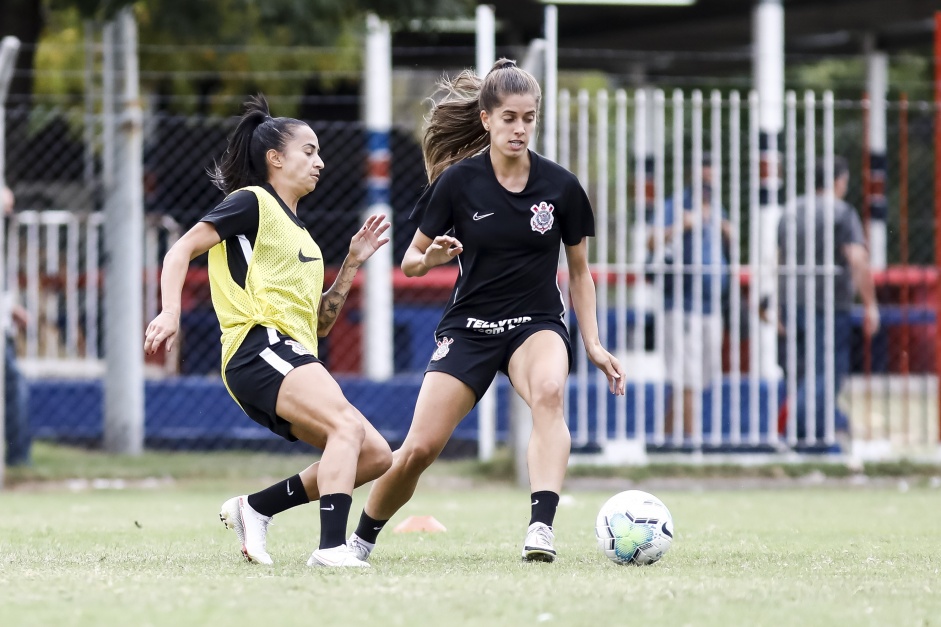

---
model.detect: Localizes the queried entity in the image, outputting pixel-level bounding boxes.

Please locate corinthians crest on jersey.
[431,337,454,361]
[530,201,555,234]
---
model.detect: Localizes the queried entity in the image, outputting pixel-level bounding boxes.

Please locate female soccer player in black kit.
[143,95,392,567]
[348,59,626,563]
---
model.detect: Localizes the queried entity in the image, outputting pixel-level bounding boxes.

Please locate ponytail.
[422,58,541,183]
[210,94,305,195]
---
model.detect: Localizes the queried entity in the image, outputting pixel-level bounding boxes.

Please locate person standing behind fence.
[143,95,392,567]
[776,155,879,441]
[647,153,731,439]
[346,59,626,564]
[3,185,31,467]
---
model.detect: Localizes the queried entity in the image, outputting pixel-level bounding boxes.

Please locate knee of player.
[401,440,440,473]
[531,379,564,409]
[328,408,367,445]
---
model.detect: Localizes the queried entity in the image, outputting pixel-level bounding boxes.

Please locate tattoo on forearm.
[317,268,356,331]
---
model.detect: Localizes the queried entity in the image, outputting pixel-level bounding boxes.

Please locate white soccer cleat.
[347,533,375,562]
[521,522,557,562]
[219,495,273,565]
[307,544,372,568]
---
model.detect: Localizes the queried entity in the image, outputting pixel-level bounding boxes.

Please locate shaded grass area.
[4,442,941,487]
[1,485,940,627]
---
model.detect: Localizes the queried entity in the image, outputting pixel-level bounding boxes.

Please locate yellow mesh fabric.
[208,186,323,395]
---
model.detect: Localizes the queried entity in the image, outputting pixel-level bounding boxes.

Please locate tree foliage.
[30,0,473,116]
[49,0,474,39]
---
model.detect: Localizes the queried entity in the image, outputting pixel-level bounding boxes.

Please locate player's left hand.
[587,344,626,396]
[349,213,391,266]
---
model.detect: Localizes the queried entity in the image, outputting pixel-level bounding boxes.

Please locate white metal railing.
[554,88,937,457]
[7,209,180,376]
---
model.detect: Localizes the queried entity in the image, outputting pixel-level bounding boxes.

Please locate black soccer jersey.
[411,150,595,335]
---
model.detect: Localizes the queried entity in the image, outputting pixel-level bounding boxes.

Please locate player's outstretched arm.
[318,213,390,337]
[143,222,221,355]
[401,229,463,277]
[564,239,626,396]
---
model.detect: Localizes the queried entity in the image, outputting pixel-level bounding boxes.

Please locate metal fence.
[2,33,940,461]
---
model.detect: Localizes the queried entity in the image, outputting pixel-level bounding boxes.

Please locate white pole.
[476,4,497,462]
[729,90,742,444]
[475,5,495,74]
[748,90,761,445]
[691,90,703,449]
[670,89,685,445]
[709,89,724,447]
[652,89,666,444]
[596,90,609,445]
[784,90,798,446]
[103,9,144,454]
[803,91,817,445]
[632,89,647,444]
[0,36,22,480]
[823,91,836,445]
[614,89,628,440]
[754,0,784,437]
[866,44,888,270]
[364,14,394,381]
[543,4,558,162]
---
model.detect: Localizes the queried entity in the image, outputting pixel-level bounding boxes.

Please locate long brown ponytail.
[422,58,542,183]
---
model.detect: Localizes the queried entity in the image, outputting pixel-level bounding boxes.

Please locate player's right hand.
[422,235,463,268]
[144,311,180,355]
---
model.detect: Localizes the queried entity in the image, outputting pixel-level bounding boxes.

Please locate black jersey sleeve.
[561,177,596,246]
[200,190,259,241]
[409,171,454,237]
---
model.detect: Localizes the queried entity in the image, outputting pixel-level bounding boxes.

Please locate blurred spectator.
[2,185,31,466]
[776,156,879,441]
[647,153,731,439]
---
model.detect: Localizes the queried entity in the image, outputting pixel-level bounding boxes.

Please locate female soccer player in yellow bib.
[144,95,392,568]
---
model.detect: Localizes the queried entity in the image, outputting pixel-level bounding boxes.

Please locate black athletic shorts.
[424,319,573,402]
[225,325,322,442]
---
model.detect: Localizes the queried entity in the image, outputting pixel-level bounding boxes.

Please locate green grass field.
[2,448,940,626]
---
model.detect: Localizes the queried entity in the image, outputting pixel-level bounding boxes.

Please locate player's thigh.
[289,402,390,460]
[276,362,364,449]
[506,329,569,409]
[400,371,477,457]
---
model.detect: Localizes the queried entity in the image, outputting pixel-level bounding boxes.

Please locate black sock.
[247,474,309,517]
[319,493,353,549]
[353,511,390,544]
[529,491,560,528]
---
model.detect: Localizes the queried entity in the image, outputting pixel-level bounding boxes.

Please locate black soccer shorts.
[424,319,573,402]
[225,324,322,441]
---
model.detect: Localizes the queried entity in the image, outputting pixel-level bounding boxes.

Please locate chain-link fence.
[2,29,939,457]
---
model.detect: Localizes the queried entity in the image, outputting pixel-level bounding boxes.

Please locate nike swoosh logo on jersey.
[472,212,494,221]
[298,250,321,263]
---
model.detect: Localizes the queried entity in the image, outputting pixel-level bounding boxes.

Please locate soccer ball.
[595,490,674,565]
